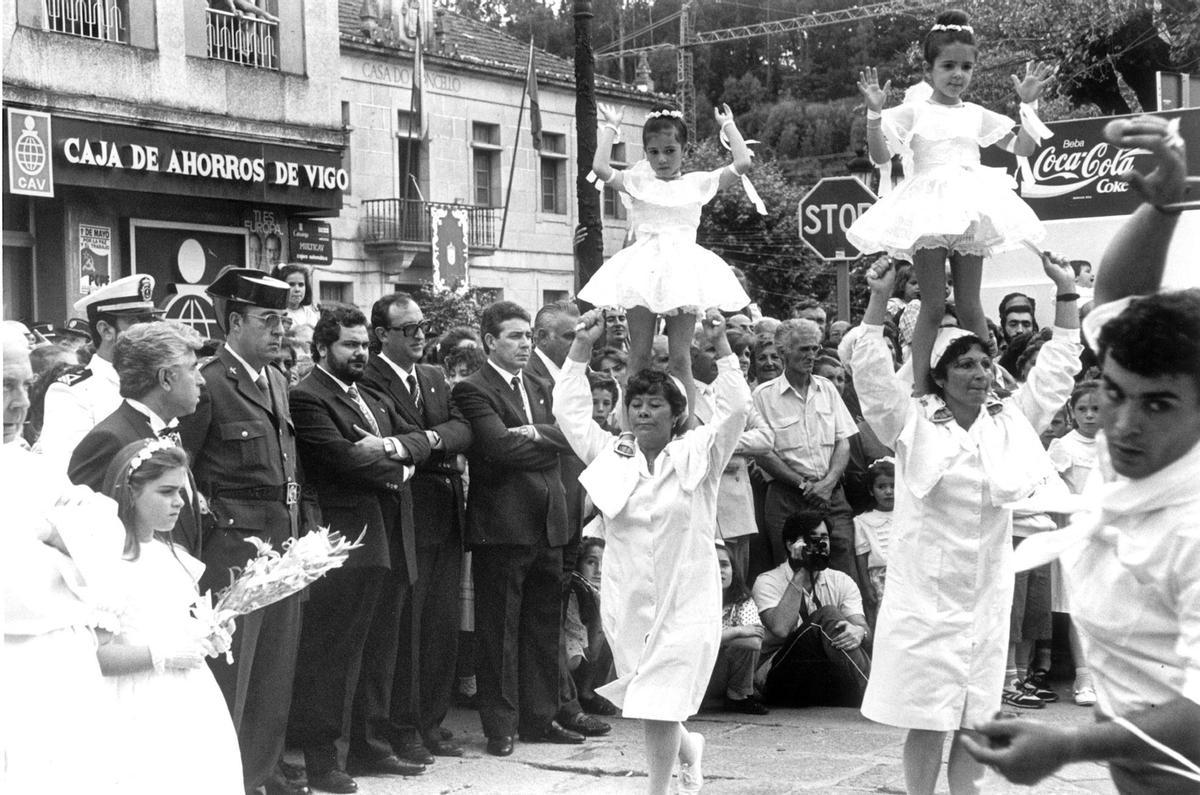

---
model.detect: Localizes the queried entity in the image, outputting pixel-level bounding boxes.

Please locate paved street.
[338,698,1115,794]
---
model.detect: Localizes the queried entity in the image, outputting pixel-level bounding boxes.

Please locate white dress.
[846,101,1044,260]
[578,161,750,314]
[551,354,749,720]
[847,325,1078,731]
[106,540,243,794]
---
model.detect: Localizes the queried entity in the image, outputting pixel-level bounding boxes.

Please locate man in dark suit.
[286,306,429,793]
[177,267,308,795]
[527,301,613,736]
[361,293,472,762]
[69,320,206,553]
[451,300,582,756]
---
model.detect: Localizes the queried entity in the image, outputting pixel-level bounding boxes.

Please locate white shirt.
[752,561,864,633]
[125,398,171,435]
[854,509,894,567]
[1048,429,1098,495]
[488,360,533,424]
[533,348,561,383]
[34,354,121,470]
[751,373,857,480]
[379,353,422,403]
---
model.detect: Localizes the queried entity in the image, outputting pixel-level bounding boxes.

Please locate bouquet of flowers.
[192,526,364,662]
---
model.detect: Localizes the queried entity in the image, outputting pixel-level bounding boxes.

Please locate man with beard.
[752,512,871,707]
[287,306,428,792]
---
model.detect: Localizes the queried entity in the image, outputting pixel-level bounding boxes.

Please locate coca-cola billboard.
[982,108,1200,221]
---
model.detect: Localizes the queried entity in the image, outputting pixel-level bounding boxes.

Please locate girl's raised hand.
[857,67,891,113]
[1011,61,1056,104]
[597,102,624,128]
[713,103,736,127]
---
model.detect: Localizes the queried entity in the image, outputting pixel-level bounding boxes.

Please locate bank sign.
[982,108,1200,220]
[7,114,347,211]
[7,109,55,197]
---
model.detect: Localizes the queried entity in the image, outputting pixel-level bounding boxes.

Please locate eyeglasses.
[387,321,431,338]
[246,312,294,331]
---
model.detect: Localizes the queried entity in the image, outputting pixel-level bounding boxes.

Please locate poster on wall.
[78,224,112,295]
[242,208,287,271]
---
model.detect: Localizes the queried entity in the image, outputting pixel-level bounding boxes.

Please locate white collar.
[89,354,118,381]
[125,399,171,433]
[488,359,522,384]
[224,344,265,383]
[533,348,561,382]
[379,352,418,381]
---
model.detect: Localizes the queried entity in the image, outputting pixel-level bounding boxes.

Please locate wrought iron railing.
[45,0,127,43]
[361,199,499,251]
[206,7,278,70]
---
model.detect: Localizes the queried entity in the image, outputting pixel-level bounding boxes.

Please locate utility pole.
[574,0,603,300]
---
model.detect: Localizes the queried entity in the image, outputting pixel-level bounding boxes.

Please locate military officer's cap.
[73,274,162,324]
[206,266,290,332]
[60,317,93,341]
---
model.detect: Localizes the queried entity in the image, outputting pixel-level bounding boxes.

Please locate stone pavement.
[344,697,1116,794]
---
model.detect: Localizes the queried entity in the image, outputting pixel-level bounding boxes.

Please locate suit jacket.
[361,357,471,549]
[525,351,587,541]
[178,347,303,592]
[68,400,204,555]
[290,367,428,580]
[452,363,570,548]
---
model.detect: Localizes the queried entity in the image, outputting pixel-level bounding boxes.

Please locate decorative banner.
[289,219,333,265]
[430,205,468,288]
[7,109,54,197]
[78,224,112,295]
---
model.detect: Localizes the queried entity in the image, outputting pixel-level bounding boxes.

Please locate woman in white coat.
[844,255,1081,795]
[552,308,749,795]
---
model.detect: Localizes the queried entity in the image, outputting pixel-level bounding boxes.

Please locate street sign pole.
[798,176,878,323]
[836,260,850,321]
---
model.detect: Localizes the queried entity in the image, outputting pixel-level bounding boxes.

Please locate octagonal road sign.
[798,177,878,261]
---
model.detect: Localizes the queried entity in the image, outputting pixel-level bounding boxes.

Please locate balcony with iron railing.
[361,199,499,253]
[45,0,127,43]
[206,6,278,69]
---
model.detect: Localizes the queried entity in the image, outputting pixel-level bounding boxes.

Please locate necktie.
[255,373,269,396]
[348,384,381,436]
[407,373,422,411]
[510,375,528,422]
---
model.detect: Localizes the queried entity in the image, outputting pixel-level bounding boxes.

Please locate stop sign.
[798,177,878,260]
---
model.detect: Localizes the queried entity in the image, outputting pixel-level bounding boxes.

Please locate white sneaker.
[677,731,705,793]
[1074,684,1097,706]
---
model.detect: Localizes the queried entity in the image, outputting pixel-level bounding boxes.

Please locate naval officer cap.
[206,266,291,332]
[73,274,163,324]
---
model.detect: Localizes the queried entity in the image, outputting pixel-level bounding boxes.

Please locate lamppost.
[574,0,603,301]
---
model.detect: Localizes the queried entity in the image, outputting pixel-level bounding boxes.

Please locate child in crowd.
[854,458,895,623]
[587,372,621,435]
[97,440,242,793]
[565,538,617,715]
[707,542,769,715]
[581,100,757,423]
[1047,381,1101,706]
[851,8,1055,393]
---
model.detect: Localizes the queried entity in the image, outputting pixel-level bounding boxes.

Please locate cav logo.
[7,109,54,198]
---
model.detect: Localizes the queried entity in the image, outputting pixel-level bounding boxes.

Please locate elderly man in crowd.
[967,116,1200,793]
[752,319,860,583]
[36,274,162,469]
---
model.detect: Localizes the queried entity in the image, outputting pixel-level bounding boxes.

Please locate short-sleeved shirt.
[752,562,864,634]
[723,598,762,629]
[752,374,857,480]
[854,509,893,567]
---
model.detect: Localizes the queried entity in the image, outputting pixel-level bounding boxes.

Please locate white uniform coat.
[552,354,749,721]
[34,354,121,470]
[847,325,1079,730]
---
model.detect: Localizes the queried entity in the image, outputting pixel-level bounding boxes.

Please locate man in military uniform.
[35,274,161,469]
[177,267,309,795]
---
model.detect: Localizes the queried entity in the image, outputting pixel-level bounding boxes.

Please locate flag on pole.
[526,41,542,151]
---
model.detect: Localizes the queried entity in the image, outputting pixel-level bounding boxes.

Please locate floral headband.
[128,438,177,476]
[869,456,896,469]
[930,23,973,32]
[645,109,683,120]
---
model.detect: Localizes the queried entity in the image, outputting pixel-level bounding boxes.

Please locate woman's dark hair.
[1016,337,1047,381]
[101,442,191,561]
[1068,379,1100,410]
[1097,289,1200,397]
[928,333,987,396]
[437,325,483,362]
[866,458,895,491]
[272,264,313,306]
[590,346,628,371]
[443,345,486,378]
[586,371,619,405]
[624,368,687,421]
[643,103,688,146]
[892,263,914,300]
[923,8,976,64]
[716,543,752,606]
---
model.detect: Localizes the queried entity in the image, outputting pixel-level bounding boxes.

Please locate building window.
[206,0,279,70]
[471,122,501,207]
[397,109,424,201]
[44,0,129,43]
[320,281,352,306]
[540,133,567,215]
[542,289,568,306]
[603,143,628,220]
